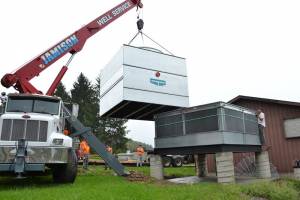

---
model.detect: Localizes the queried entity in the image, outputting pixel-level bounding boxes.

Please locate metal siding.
[122,45,187,75]
[100,48,123,88]
[99,45,189,119]
[100,80,124,116]
[155,102,260,149]
[155,132,224,148]
[123,65,189,96]
[100,68,123,98]
[123,88,189,108]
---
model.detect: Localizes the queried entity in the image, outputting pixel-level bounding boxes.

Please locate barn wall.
[207,99,300,173]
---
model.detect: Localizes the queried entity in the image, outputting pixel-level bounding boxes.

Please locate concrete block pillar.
[150,154,164,180]
[294,168,300,180]
[194,154,207,177]
[255,151,271,179]
[215,152,235,184]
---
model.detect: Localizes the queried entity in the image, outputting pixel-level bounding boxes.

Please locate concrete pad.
[167,176,209,184]
[167,174,272,185]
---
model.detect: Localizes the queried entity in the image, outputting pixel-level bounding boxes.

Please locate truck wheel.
[52,149,78,183]
[162,156,172,167]
[172,157,183,167]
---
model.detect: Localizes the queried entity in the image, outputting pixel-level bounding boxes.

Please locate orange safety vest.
[80,141,90,154]
[136,147,144,156]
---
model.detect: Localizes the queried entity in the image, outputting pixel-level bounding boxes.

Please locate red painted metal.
[155,72,161,77]
[46,66,68,96]
[16,79,41,94]
[1,0,143,94]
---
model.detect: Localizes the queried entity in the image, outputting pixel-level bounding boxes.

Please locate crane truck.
[0,0,143,183]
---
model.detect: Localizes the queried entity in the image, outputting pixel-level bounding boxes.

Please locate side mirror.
[63,103,79,118]
[72,104,79,118]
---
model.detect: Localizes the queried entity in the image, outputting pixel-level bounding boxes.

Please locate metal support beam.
[64,106,126,176]
[154,144,262,155]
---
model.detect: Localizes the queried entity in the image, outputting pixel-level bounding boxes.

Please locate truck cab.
[0,93,77,182]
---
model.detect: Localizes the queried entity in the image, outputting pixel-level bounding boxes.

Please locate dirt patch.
[126,171,151,182]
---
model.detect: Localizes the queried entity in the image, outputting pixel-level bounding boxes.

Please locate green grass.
[127,165,197,177]
[240,179,299,200]
[0,166,299,200]
[89,154,103,160]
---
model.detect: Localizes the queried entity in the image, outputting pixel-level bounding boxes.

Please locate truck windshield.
[6,97,60,115]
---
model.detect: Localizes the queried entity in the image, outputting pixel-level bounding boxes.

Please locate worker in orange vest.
[105,145,113,170]
[136,145,145,167]
[80,139,90,169]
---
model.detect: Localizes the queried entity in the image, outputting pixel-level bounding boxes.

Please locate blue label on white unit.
[150,78,166,86]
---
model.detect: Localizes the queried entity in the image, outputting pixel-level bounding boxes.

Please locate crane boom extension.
[1,0,142,94]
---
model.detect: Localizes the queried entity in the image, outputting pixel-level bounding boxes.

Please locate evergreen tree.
[96,118,129,153]
[71,73,98,130]
[54,82,71,102]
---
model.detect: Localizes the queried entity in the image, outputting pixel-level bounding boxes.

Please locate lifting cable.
[141,32,174,56]
[128,7,174,56]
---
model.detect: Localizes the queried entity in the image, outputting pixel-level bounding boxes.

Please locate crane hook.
[137,19,144,31]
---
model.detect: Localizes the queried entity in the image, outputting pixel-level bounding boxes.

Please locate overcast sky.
[0,0,300,146]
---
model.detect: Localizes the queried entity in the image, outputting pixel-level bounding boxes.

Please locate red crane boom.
[1,0,143,95]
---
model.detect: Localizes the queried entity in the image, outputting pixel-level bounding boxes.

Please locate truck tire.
[162,156,172,167]
[172,157,183,167]
[52,149,78,183]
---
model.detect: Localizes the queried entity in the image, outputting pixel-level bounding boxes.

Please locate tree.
[54,82,71,102]
[71,73,98,130]
[96,118,129,153]
[69,73,129,153]
[94,74,129,153]
[126,139,153,152]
